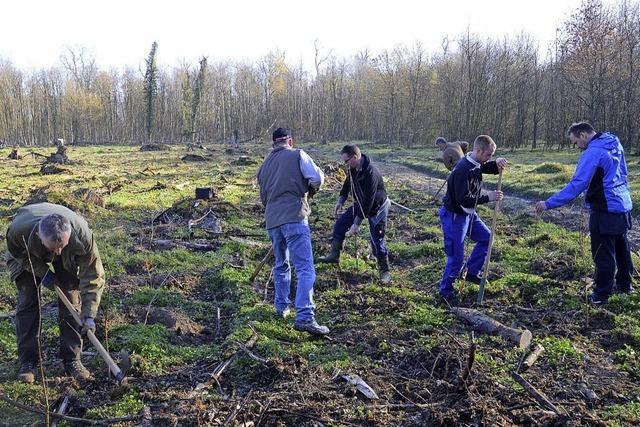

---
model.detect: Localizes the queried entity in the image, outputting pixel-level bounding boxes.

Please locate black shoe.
[587,294,608,306]
[465,273,482,285]
[294,319,330,335]
[613,284,633,295]
[441,293,460,307]
[317,241,343,264]
[17,361,37,384]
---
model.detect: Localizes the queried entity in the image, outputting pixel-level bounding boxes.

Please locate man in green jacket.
[5,203,105,383]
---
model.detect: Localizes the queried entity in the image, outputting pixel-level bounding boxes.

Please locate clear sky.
[1,0,588,71]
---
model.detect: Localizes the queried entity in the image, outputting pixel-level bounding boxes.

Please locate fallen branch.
[229,236,269,248]
[190,325,260,397]
[511,371,561,415]
[460,332,476,384]
[452,307,532,349]
[0,394,141,425]
[152,239,217,251]
[51,395,71,427]
[222,391,252,427]
[250,247,274,283]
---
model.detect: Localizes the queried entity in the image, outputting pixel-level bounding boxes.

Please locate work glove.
[40,270,56,290]
[80,317,96,335]
[345,224,359,237]
[488,190,504,202]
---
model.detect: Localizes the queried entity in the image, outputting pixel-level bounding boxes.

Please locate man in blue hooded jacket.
[535,122,634,305]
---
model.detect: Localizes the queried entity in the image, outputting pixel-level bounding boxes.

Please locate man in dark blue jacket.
[535,122,634,305]
[318,144,392,284]
[439,135,506,305]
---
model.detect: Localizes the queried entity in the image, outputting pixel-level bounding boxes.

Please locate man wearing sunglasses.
[318,144,392,284]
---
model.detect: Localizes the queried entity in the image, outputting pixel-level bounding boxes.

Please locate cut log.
[522,344,545,371]
[452,307,532,349]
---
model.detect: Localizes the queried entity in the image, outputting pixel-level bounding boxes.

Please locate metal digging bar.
[477,169,503,305]
[54,286,130,382]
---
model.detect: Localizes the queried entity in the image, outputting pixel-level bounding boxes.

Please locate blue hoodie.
[545,132,632,213]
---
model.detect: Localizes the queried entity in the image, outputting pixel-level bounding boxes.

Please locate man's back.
[257,147,309,229]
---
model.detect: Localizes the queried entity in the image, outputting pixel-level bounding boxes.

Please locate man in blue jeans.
[317,145,392,284]
[256,127,329,335]
[439,135,506,306]
[535,122,634,305]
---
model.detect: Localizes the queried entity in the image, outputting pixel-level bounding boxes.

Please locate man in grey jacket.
[6,203,105,383]
[256,128,329,335]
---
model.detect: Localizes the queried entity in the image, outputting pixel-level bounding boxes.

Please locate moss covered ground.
[0,142,638,425]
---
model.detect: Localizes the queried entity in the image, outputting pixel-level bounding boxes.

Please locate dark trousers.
[590,211,634,299]
[15,260,82,364]
[332,199,389,259]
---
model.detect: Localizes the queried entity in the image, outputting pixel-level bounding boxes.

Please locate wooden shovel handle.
[54,286,123,380]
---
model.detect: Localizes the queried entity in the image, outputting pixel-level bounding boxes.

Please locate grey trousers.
[15,260,82,363]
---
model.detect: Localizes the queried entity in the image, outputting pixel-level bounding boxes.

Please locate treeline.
[1,0,639,152]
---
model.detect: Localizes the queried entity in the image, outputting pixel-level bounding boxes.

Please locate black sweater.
[340,154,387,219]
[443,156,500,214]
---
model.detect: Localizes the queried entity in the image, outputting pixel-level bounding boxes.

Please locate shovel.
[54,286,130,382]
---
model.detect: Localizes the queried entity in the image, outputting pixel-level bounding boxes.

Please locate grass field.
[0,142,639,425]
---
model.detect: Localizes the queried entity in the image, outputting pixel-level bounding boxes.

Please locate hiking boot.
[63,360,92,381]
[587,294,608,307]
[276,307,291,319]
[441,293,460,307]
[613,284,633,295]
[294,319,330,335]
[377,256,392,284]
[17,361,37,384]
[464,273,482,285]
[317,241,343,264]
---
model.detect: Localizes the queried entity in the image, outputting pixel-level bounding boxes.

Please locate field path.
[374,157,640,251]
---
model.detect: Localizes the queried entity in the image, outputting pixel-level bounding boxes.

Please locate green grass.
[1,142,638,424]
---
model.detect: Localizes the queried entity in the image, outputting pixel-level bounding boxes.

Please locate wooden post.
[477,169,503,305]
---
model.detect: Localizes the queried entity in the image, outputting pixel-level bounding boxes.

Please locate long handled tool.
[477,170,503,305]
[54,286,130,382]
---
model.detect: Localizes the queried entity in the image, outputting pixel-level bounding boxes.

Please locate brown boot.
[64,360,92,380]
[17,361,36,384]
[317,240,343,264]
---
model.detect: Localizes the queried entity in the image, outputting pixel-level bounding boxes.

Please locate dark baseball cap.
[435,137,447,146]
[272,127,292,142]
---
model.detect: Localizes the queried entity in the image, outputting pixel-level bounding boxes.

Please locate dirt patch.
[143,307,205,336]
[73,188,106,208]
[140,143,169,151]
[181,154,209,162]
[40,164,67,174]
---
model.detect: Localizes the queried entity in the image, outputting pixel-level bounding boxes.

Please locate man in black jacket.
[318,145,392,283]
[439,135,506,305]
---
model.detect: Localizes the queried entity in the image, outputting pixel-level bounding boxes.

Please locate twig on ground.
[22,236,50,426]
[250,247,273,283]
[460,332,476,384]
[0,395,140,425]
[511,371,561,415]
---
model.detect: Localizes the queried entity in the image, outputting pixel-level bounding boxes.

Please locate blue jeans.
[439,207,491,297]
[268,219,316,322]
[332,198,390,259]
